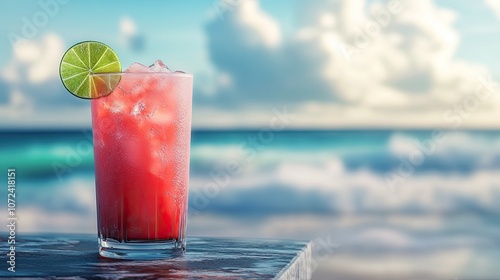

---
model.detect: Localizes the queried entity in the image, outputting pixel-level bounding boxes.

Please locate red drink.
[91,64,192,258]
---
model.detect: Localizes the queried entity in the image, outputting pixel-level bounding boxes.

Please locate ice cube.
[147,106,158,119]
[110,100,126,113]
[125,62,152,73]
[131,101,146,116]
[149,60,172,72]
[146,105,173,124]
[151,109,173,124]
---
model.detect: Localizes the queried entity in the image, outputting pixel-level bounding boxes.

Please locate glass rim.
[90,72,193,78]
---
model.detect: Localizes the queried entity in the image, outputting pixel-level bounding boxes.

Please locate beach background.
[1,1,500,279]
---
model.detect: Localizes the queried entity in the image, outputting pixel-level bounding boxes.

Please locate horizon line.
[1,127,500,133]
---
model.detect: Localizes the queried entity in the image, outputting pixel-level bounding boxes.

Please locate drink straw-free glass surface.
[90,72,193,259]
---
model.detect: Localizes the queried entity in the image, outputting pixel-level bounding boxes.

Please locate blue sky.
[1,0,500,129]
[0,1,297,73]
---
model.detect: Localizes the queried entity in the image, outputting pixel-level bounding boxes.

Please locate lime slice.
[59,41,122,99]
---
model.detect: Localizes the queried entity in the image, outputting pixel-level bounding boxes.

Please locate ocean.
[0,130,499,279]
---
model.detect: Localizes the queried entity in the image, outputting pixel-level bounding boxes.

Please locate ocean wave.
[3,130,500,234]
[189,158,500,216]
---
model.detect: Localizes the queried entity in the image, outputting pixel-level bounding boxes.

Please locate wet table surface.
[0,234,312,279]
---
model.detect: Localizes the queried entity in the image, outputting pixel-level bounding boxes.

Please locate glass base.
[98,237,185,260]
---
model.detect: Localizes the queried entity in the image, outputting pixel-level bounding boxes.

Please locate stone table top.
[0,234,312,279]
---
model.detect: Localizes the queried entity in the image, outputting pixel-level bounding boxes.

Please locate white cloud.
[13,40,42,63]
[485,0,500,19]
[120,17,137,37]
[29,34,64,83]
[120,16,145,52]
[0,33,91,127]
[202,0,500,128]
[234,0,281,48]
[6,33,64,84]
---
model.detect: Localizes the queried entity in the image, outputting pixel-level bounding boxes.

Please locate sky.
[1,0,500,129]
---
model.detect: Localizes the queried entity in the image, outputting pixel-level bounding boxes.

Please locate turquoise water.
[1,130,499,278]
[1,129,500,223]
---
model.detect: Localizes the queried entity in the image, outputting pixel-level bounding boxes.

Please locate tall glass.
[90,72,193,259]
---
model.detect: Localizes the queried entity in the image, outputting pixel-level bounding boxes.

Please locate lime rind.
[59,41,122,99]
